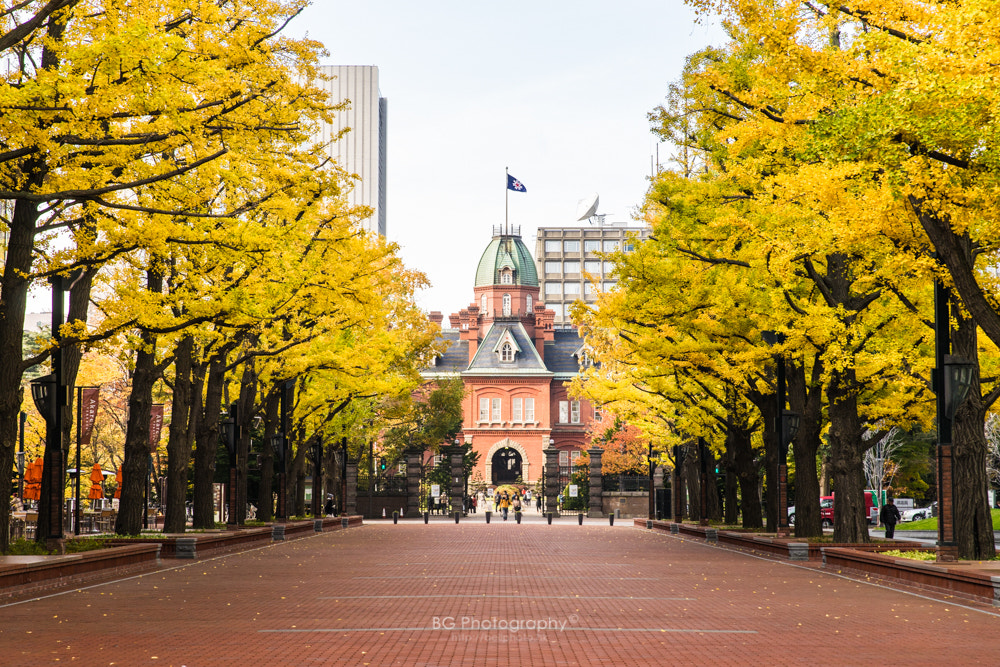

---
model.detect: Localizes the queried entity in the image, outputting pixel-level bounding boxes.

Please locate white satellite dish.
[576,193,599,221]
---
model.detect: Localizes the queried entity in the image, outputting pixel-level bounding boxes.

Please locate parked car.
[900,506,932,522]
[787,497,835,527]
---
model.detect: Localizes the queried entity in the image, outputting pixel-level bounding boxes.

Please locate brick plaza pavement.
[1,517,998,665]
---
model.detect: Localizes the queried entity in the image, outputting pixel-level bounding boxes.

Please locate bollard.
[341,517,349,529]
[314,518,323,532]
[547,512,552,525]
[578,513,584,525]
[392,511,398,525]
[424,511,429,524]
[486,511,491,524]
[516,512,521,524]
[454,511,460,524]
[610,515,614,526]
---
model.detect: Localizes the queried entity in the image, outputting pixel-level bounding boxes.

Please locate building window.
[544,261,561,274]
[545,283,560,295]
[559,401,569,424]
[559,450,569,466]
[584,260,601,274]
[564,283,581,295]
[492,398,501,421]
[500,342,513,362]
[564,240,580,252]
[603,281,617,291]
[624,241,634,252]
[571,401,581,424]
[571,450,582,465]
[525,397,535,421]
[594,405,602,421]
[479,398,489,421]
[526,294,533,313]
[512,398,522,421]
[502,293,511,316]
[584,240,600,252]
[585,283,595,295]
[564,261,580,274]
[603,240,620,252]
[500,269,513,284]
[551,304,564,316]
[481,295,488,313]
[603,261,614,272]
[545,240,560,252]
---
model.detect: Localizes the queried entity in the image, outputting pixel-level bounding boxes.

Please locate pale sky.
[291,1,727,317]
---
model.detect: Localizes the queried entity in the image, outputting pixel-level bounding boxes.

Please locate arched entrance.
[491,447,522,485]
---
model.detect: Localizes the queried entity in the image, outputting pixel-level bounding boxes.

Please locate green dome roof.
[474,234,538,287]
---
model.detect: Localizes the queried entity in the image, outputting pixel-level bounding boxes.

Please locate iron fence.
[602,474,650,492]
[357,473,407,496]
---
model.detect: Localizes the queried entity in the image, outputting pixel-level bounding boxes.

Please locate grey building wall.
[534,224,650,327]
[317,65,387,236]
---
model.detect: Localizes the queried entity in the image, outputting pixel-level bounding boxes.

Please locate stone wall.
[602,492,650,519]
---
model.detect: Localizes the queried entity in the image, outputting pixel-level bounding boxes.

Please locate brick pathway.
[1,518,998,665]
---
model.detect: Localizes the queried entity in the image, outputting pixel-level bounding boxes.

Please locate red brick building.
[424,227,597,488]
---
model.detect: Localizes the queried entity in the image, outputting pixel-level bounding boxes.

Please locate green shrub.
[4,539,51,555]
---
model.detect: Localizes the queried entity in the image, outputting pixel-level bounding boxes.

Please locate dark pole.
[43,275,66,543]
[648,442,655,519]
[699,438,709,526]
[340,436,348,516]
[368,439,374,518]
[312,438,323,517]
[18,411,26,499]
[934,279,957,560]
[776,354,789,533]
[75,387,81,535]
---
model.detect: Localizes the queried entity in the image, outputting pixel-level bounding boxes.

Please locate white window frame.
[564,282,581,295]
[512,397,523,422]
[500,343,513,362]
[526,294,533,314]
[584,260,601,274]
[492,398,501,422]
[603,240,620,252]
[502,293,511,316]
[525,397,535,422]
[559,450,569,466]
[479,398,489,421]
[481,295,488,313]
[544,283,560,295]
[544,240,560,252]
[500,270,513,284]
[559,401,569,424]
[571,401,581,424]
[584,240,601,252]
[564,261,581,274]
[564,240,580,252]
[544,261,561,274]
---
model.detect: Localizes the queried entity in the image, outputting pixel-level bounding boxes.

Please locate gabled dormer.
[493,327,522,364]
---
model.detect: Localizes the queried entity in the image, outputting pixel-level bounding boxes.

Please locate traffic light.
[379,459,386,471]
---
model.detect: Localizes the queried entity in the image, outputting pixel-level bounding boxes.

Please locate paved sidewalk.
[1,519,998,665]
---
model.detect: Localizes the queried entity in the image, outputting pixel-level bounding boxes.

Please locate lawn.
[896,508,1000,531]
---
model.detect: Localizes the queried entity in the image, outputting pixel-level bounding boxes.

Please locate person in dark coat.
[880,498,901,538]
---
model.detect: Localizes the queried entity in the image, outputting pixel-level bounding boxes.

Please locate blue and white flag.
[507,174,526,192]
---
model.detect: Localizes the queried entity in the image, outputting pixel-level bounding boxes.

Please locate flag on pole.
[507,174,526,192]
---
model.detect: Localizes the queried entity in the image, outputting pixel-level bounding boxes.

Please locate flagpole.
[505,167,509,235]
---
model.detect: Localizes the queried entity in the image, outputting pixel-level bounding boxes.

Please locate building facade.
[423,227,597,488]
[316,65,388,236]
[535,223,650,327]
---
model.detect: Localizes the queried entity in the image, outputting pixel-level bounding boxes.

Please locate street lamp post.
[763,331,800,534]
[219,404,239,529]
[313,437,324,518]
[648,442,655,520]
[17,411,26,500]
[933,280,975,561]
[270,432,286,522]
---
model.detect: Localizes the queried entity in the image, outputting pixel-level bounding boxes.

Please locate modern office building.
[315,65,388,236]
[534,221,651,327]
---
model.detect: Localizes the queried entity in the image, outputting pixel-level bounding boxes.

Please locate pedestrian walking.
[536,494,542,512]
[880,498,901,538]
[324,495,334,516]
[498,492,510,521]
